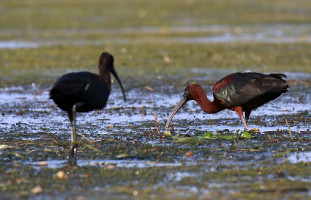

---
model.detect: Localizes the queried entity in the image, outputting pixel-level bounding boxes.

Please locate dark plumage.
[50,72,110,113]
[50,52,126,164]
[166,72,288,130]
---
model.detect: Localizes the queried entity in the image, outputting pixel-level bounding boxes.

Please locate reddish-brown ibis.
[166,72,288,130]
[50,52,126,163]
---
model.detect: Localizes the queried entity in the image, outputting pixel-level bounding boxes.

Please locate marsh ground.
[0,0,311,199]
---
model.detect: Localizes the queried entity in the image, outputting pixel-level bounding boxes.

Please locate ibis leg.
[240,115,248,131]
[245,109,252,124]
[235,107,248,131]
[68,104,77,165]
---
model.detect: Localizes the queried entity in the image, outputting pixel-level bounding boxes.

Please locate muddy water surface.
[0,71,310,199]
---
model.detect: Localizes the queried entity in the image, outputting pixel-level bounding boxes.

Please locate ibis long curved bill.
[111,65,127,102]
[165,97,187,128]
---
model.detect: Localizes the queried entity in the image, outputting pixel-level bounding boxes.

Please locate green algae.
[1,42,311,88]
[1,0,311,30]
[171,130,252,144]
[1,1,311,88]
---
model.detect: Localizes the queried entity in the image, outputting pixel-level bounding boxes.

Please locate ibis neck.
[99,65,111,91]
[195,95,223,114]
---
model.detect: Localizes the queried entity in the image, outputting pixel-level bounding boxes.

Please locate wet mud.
[0,72,310,199]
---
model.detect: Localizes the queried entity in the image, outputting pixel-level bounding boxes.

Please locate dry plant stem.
[76,132,101,150]
[128,122,135,128]
[155,113,163,139]
[285,119,293,140]
[147,113,163,139]
[146,129,152,138]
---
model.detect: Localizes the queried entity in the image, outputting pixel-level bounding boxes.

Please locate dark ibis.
[50,52,126,163]
[166,72,288,130]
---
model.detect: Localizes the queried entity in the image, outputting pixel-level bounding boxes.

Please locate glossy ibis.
[166,72,288,130]
[50,52,126,163]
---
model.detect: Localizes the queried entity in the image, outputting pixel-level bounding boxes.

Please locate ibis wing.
[50,71,111,112]
[50,72,98,99]
[213,72,288,107]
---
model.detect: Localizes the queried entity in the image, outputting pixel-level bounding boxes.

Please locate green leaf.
[172,133,181,140]
[218,135,234,140]
[240,131,252,139]
[202,132,215,139]
[164,131,172,137]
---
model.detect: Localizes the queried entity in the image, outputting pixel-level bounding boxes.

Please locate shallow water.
[27,159,184,169]
[24,150,311,170]
[0,70,310,200]
[3,24,311,49]
[287,151,311,163]
[0,41,38,49]
[0,71,310,135]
